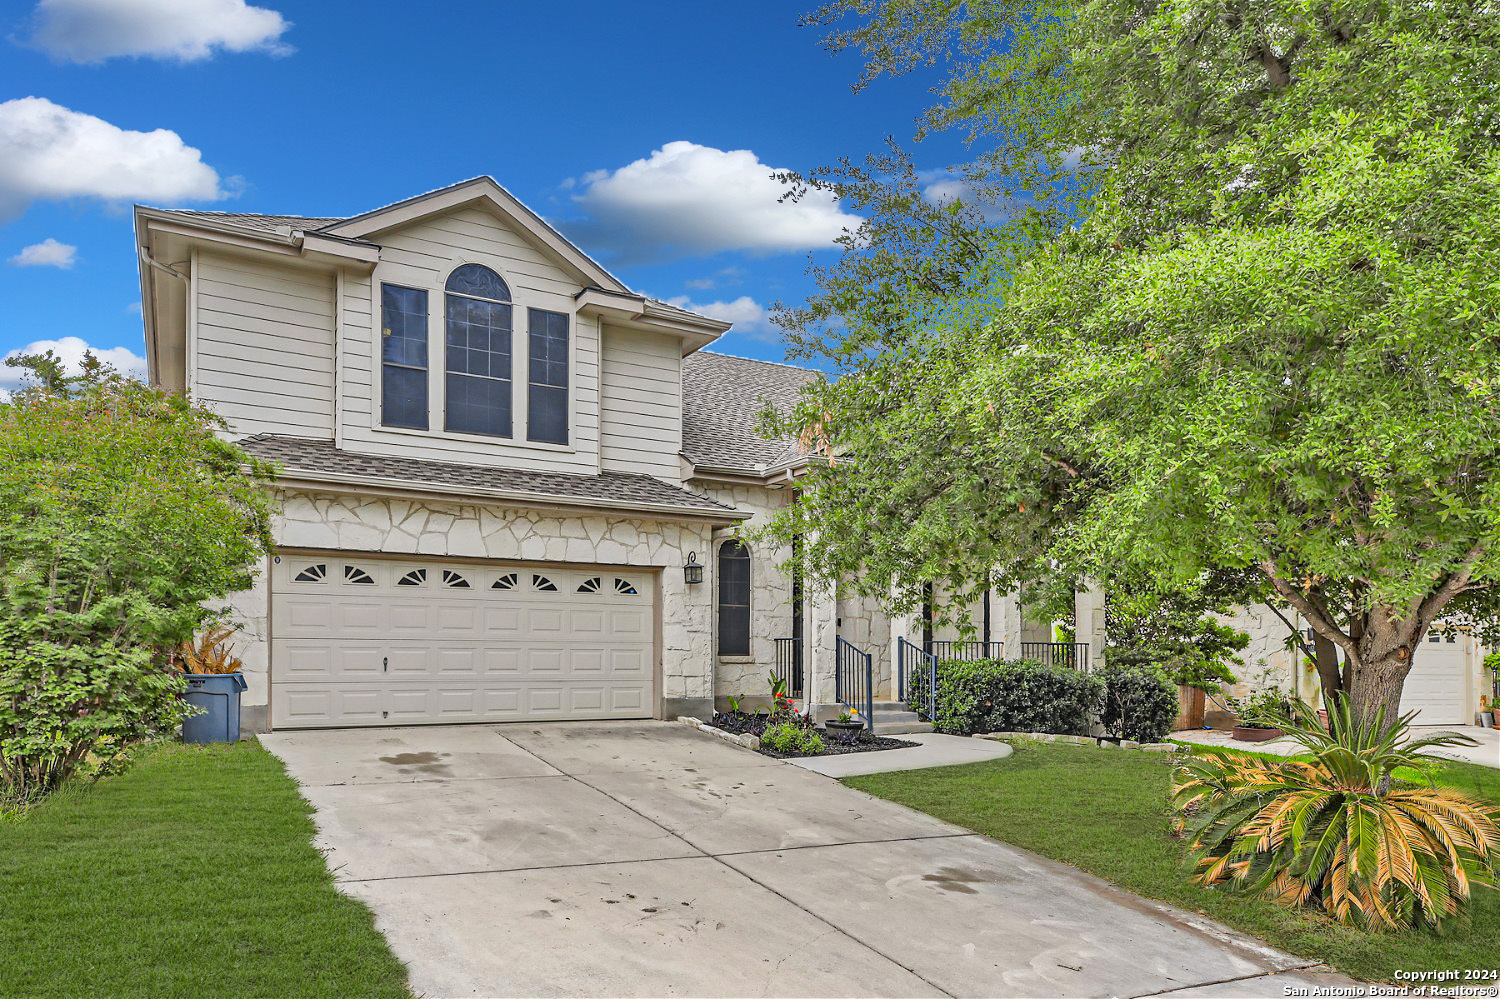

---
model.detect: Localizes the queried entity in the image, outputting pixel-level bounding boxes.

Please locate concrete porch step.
[873,721,936,736]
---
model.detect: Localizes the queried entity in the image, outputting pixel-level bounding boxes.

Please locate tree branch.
[1415,543,1486,633]
[1256,558,1359,661]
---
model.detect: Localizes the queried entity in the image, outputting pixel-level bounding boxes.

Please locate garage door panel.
[1399,634,1468,725]
[271,556,657,728]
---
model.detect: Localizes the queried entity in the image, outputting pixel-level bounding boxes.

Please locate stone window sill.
[717,655,756,664]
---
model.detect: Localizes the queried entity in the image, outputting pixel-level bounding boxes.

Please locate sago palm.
[1173,697,1500,929]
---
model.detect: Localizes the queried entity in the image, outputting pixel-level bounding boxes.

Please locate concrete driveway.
[263,721,1352,999]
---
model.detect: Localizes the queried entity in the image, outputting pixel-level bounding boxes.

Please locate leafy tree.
[764,0,1500,723]
[0,354,276,800]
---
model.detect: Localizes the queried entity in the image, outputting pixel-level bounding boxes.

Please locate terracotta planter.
[1174,685,1206,730]
[1317,709,1330,731]
[1232,725,1284,743]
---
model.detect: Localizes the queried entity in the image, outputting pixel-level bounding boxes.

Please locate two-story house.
[134,176,1485,734]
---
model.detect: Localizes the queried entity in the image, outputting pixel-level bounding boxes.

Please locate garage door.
[270,554,656,728]
[1399,631,1467,725]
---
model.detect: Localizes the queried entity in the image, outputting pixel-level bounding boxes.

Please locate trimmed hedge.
[911,658,1104,736]
[1098,664,1178,743]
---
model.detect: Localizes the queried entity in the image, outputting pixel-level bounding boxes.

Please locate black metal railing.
[927,640,1005,662]
[835,636,875,734]
[1019,641,1090,670]
[772,638,804,698]
[898,637,938,720]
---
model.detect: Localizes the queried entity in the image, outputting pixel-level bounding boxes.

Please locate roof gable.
[319,177,630,294]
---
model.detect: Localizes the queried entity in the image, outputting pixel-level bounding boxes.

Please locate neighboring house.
[132,175,1482,733]
[135,175,1064,733]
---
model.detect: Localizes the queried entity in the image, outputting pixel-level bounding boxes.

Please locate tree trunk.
[1311,629,1341,708]
[1345,614,1417,724]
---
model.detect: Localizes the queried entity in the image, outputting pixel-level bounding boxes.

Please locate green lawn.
[846,741,1500,985]
[0,742,410,999]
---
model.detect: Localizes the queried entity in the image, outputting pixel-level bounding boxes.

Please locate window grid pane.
[381,284,428,429]
[527,308,569,445]
[717,542,751,656]
[445,292,513,437]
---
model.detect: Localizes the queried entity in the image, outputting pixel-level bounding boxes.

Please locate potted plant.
[1228,688,1293,742]
[825,706,866,743]
[173,626,249,744]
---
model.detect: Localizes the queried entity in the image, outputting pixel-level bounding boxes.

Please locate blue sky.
[0,0,971,390]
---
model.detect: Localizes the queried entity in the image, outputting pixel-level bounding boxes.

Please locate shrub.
[0,357,275,802]
[1175,697,1500,929]
[925,658,1103,736]
[1098,664,1177,743]
[759,720,825,755]
[0,625,189,803]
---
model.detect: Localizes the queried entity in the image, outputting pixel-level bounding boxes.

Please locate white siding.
[192,250,335,437]
[599,326,682,480]
[337,205,602,475]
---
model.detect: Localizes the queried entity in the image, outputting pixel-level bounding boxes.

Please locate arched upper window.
[444,263,513,437]
[717,540,751,656]
[446,264,510,301]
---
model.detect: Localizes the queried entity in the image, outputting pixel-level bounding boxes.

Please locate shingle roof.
[680,352,822,474]
[156,211,346,235]
[238,435,742,519]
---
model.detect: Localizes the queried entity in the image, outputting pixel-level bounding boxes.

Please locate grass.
[846,741,1500,985]
[0,741,410,999]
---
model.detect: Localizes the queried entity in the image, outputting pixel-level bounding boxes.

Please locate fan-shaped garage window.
[717,541,750,656]
[613,578,638,595]
[532,574,557,592]
[397,568,427,587]
[442,569,471,589]
[294,563,327,583]
[491,572,518,590]
[577,577,601,593]
[343,565,375,585]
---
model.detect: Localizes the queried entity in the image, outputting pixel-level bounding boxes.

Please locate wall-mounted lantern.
[684,551,704,585]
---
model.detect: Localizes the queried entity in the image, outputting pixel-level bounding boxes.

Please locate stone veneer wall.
[690,482,798,701]
[223,488,717,732]
[837,592,893,697]
[1219,604,1312,704]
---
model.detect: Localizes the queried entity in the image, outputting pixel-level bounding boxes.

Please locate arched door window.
[718,540,751,656]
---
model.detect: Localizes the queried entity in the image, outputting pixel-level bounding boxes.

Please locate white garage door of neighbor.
[270,555,656,728]
[1399,631,1467,725]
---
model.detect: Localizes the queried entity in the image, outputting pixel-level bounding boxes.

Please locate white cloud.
[684,266,745,291]
[567,141,861,263]
[665,294,771,338]
[23,0,291,63]
[0,336,147,394]
[7,237,77,268]
[0,97,229,221]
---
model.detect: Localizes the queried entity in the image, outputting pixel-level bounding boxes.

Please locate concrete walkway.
[788,731,1013,777]
[1174,724,1500,769]
[264,721,1354,999]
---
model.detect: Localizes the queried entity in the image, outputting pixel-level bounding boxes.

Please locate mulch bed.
[756,733,919,759]
[709,711,918,759]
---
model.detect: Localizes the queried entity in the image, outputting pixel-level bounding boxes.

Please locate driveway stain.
[922,866,1000,894]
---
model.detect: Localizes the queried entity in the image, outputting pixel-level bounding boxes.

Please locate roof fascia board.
[270,469,747,524]
[320,178,631,294]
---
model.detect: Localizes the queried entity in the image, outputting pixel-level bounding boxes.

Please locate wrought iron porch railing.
[1019,641,1090,671]
[835,636,875,734]
[771,638,804,698]
[897,637,938,721]
[926,640,1005,663]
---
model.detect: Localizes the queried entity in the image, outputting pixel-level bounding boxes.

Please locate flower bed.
[707,709,917,758]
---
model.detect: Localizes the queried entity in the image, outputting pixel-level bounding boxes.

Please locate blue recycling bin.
[181,673,248,744]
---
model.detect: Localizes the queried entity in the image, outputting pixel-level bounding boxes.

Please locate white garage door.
[1399,631,1467,725]
[270,554,656,728]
